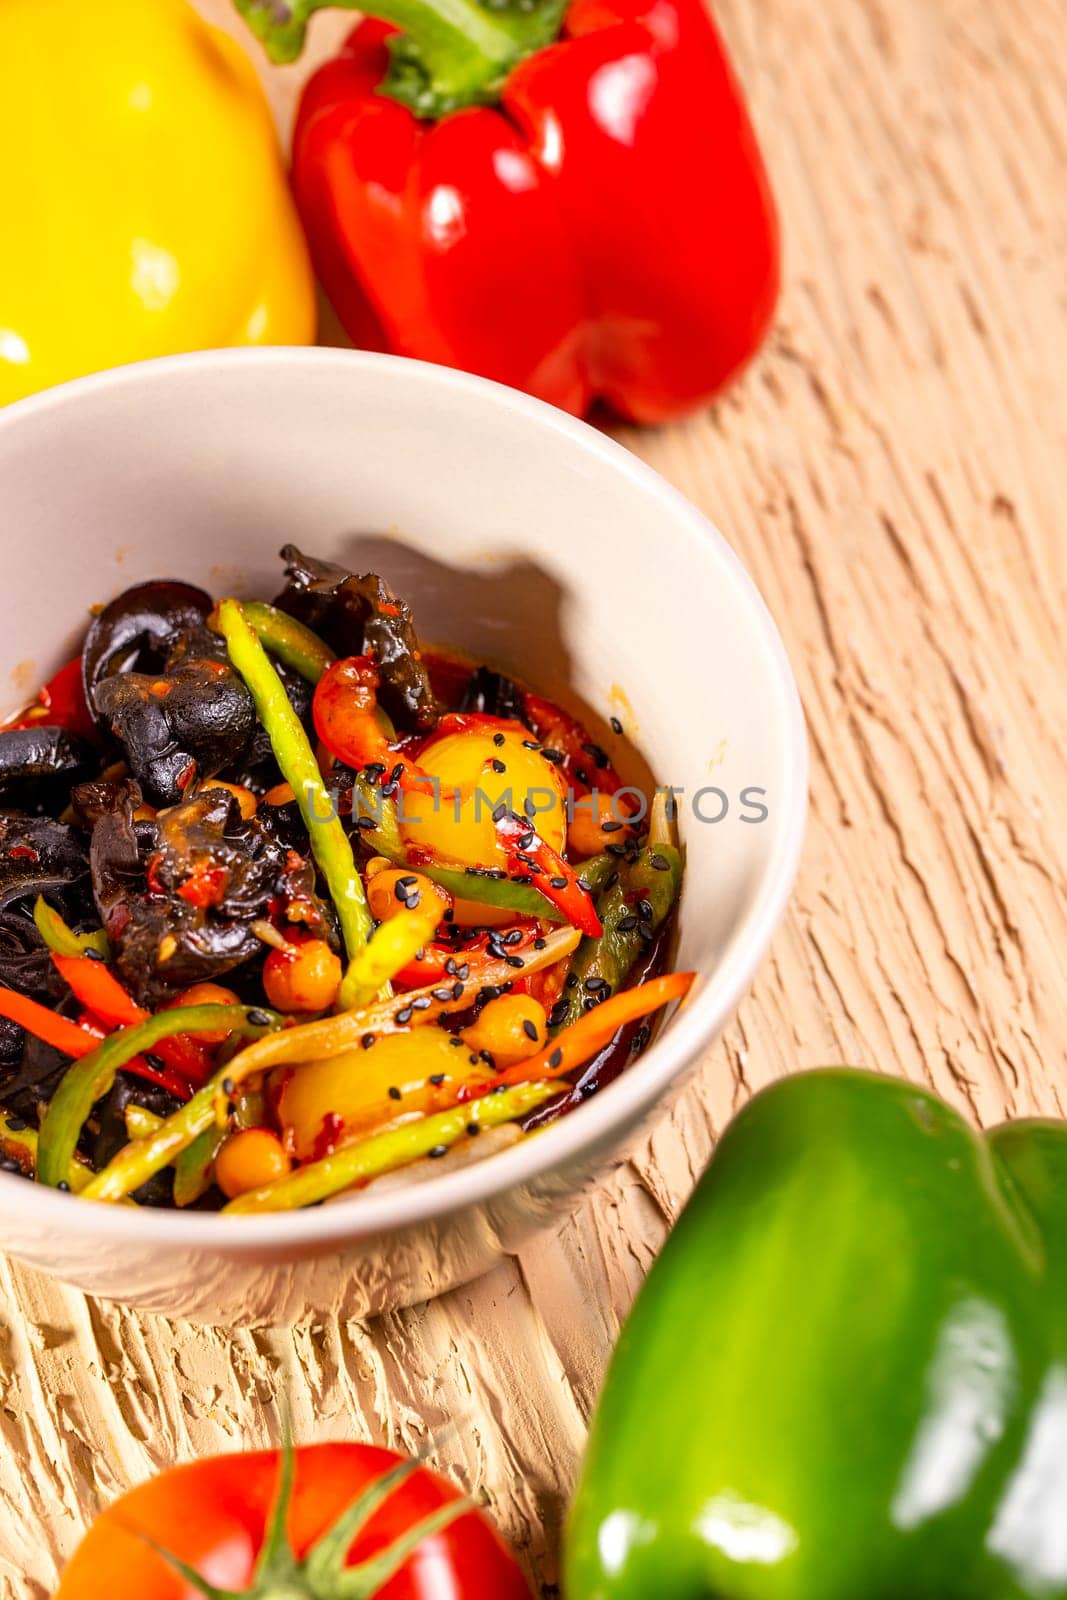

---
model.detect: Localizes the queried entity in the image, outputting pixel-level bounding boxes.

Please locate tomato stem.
[132,1434,477,1598]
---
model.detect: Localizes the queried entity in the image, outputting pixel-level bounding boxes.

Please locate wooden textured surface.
[5,0,1066,1593]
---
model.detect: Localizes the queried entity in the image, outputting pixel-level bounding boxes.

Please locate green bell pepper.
[566,1068,1067,1599]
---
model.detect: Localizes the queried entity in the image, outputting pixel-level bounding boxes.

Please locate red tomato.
[55,1442,531,1599]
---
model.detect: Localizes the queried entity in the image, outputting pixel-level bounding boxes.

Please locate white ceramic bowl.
[0,349,805,1325]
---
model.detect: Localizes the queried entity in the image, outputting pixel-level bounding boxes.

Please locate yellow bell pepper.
[0,0,316,405]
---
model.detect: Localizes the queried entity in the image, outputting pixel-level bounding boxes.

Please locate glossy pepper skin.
[290,0,779,421]
[0,0,315,406]
[566,1069,1067,1599]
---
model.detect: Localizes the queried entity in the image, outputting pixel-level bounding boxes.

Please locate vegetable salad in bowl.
[0,547,688,1215]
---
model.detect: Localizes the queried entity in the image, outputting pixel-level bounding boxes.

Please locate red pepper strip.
[51,956,213,1086]
[0,987,106,1058]
[6,658,95,741]
[494,811,602,939]
[289,0,778,424]
[392,925,543,988]
[0,986,188,1099]
[482,972,695,1091]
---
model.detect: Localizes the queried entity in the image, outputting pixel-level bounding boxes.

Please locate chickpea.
[215,1127,291,1199]
[366,868,451,930]
[461,994,548,1068]
[567,792,633,859]
[200,779,258,820]
[262,781,296,808]
[170,982,242,1045]
[263,937,342,1013]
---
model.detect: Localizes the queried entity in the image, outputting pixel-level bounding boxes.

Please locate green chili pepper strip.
[234,601,337,684]
[0,1112,94,1193]
[216,599,373,966]
[553,843,682,1032]
[353,776,615,922]
[38,1005,276,1191]
[224,1081,555,1214]
[33,896,110,959]
[172,1124,227,1208]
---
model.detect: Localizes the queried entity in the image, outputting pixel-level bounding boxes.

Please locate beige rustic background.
[3,0,1065,1593]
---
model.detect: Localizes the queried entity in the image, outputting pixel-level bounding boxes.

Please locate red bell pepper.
[7,658,95,742]
[234,0,779,422]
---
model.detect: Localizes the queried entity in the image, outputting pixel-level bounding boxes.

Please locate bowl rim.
[0,346,807,1247]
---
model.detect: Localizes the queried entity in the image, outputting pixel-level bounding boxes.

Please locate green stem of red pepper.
[232,0,568,115]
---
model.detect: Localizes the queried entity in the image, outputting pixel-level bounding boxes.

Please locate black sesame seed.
[606,842,627,857]
[412,996,432,1011]
[549,875,568,890]
[638,898,654,920]
[145,1053,166,1070]
[396,1006,413,1024]
[388,1085,402,1101]
[522,1019,539,1040]
[638,921,654,942]
[582,742,609,767]
[491,801,508,823]
[5,1116,26,1133]
[361,1032,376,1049]
[248,1009,273,1027]
[356,815,378,831]
[540,748,564,765]
[82,946,106,962]
[493,732,506,747]
[428,1144,449,1159]
[650,853,671,871]
[618,914,639,932]
[610,715,623,734]
[534,937,546,950]
[389,763,404,785]
[504,929,524,945]
[456,963,470,980]
[548,1048,563,1069]
[522,739,541,750]
[56,1180,71,1193]
[601,819,623,833]
[363,762,386,779]
[479,1050,496,1068]
[432,986,454,1002]
[585,976,608,993]
[565,972,578,989]
[381,781,398,800]
[466,1122,481,1136]
[506,955,525,968]
[429,1073,446,1086]
[549,1000,569,1026]
[577,877,594,894]
[490,758,506,774]
[221,1077,235,1095]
